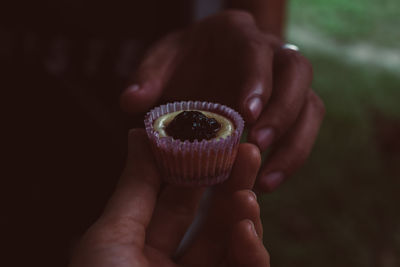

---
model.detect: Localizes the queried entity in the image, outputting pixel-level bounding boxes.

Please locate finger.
[198,143,262,239]
[248,48,313,152]
[178,189,261,266]
[200,143,263,237]
[228,220,270,267]
[203,10,274,123]
[94,129,161,247]
[120,32,183,113]
[229,190,263,237]
[256,90,325,192]
[239,40,274,124]
[173,143,261,259]
[145,185,206,256]
[218,143,261,192]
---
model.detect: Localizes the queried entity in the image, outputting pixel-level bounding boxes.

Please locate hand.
[69,129,270,267]
[120,10,325,193]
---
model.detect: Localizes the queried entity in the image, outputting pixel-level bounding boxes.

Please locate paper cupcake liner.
[144,101,244,186]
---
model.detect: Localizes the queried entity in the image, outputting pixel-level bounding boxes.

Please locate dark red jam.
[166,111,221,142]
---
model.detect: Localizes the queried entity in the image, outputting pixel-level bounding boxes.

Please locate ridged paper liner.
[144,101,244,186]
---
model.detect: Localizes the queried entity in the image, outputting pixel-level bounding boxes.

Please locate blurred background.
[260,0,400,266]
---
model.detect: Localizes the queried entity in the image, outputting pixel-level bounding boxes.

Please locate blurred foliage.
[289,0,400,47]
[260,0,400,266]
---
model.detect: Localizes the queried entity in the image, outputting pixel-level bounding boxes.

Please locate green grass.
[259,1,400,266]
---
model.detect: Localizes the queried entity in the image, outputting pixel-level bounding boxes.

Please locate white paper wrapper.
[144,101,244,186]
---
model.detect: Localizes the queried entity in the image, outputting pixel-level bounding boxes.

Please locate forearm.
[227,0,287,39]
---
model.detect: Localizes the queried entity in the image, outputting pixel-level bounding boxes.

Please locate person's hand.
[120,10,325,193]
[69,129,270,267]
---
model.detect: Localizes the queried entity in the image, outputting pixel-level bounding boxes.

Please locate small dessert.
[154,110,234,141]
[144,101,244,186]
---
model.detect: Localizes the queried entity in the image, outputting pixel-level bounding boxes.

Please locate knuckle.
[219,10,256,26]
[86,216,144,245]
[244,37,273,57]
[286,51,313,81]
[234,190,260,214]
[299,55,313,76]
[81,226,117,247]
[244,38,262,51]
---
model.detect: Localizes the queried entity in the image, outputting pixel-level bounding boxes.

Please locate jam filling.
[166,111,222,142]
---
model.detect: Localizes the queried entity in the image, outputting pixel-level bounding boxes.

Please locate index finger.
[97,129,161,247]
[239,39,274,124]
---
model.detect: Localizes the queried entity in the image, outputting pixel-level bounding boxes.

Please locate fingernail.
[126,84,140,92]
[249,190,257,201]
[247,97,263,121]
[248,220,259,238]
[261,172,284,192]
[255,128,275,151]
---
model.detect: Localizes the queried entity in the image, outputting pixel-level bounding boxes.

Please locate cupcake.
[144,101,244,186]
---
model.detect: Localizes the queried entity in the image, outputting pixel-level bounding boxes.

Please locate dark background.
[2,1,193,266]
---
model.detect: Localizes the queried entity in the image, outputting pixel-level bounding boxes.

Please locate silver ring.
[282,43,299,51]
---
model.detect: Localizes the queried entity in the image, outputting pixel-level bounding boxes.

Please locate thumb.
[120,32,183,113]
[99,129,161,245]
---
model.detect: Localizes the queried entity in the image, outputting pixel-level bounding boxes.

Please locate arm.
[228,0,287,38]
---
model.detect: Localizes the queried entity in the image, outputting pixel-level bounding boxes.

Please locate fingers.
[229,190,263,237]
[94,129,161,247]
[210,11,274,124]
[145,144,260,257]
[178,189,261,266]
[177,142,262,266]
[218,143,262,192]
[248,48,313,152]
[256,90,326,192]
[145,185,206,256]
[239,40,274,124]
[228,220,270,267]
[120,32,183,113]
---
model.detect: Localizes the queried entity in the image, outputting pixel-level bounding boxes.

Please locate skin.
[229,0,287,38]
[69,129,270,267]
[120,9,325,193]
